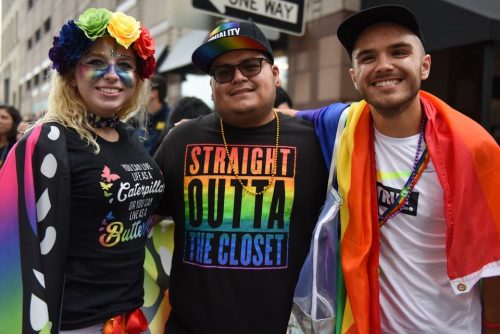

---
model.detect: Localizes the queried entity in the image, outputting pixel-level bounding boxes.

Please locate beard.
[368,95,414,118]
[363,84,420,118]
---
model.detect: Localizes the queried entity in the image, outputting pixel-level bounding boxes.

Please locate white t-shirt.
[374,128,481,334]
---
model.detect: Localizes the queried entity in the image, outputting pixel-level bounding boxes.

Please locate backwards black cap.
[337,5,425,57]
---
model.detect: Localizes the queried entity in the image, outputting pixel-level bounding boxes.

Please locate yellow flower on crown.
[107,12,141,49]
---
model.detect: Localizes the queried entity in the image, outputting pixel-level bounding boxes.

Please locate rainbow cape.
[336,91,500,333]
[0,123,70,334]
[0,122,170,333]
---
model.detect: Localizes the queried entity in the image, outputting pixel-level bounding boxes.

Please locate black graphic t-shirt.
[60,123,165,330]
[155,113,327,334]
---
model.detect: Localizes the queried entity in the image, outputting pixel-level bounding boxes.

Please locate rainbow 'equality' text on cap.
[192,20,274,74]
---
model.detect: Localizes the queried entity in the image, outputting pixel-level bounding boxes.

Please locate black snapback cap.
[192,20,274,74]
[337,5,424,57]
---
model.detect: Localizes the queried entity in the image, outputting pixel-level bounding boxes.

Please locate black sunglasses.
[210,57,272,84]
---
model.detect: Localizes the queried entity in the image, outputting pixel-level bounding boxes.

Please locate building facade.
[1,0,499,141]
[0,0,361,119]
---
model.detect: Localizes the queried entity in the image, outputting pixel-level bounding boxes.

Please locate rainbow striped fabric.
[0,124,68,334]
[336,91,500,333]
[0,137,27,333]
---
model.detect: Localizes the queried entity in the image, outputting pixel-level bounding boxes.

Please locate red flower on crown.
[134,26,155,60]
[133,26,156,78]
[138,56,156,79]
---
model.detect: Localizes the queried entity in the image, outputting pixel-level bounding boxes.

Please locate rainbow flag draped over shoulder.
[336,91,500,333]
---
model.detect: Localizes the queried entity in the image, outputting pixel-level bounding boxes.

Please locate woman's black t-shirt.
[60,123,164,330]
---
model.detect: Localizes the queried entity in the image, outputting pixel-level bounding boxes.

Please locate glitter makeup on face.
[91,50,134,60]
[80,57,134,88]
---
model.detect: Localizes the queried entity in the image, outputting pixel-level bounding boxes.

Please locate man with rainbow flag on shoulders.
[285,4,500,334]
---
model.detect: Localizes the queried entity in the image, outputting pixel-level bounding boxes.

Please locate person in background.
[0,8,165,334]
[16,119,32,141]
[286,5,500,333]
[165,96,212,132]
[142,74,170,155]
[0,104,21,168]
[154,20,327,334]
[274,86,293,109]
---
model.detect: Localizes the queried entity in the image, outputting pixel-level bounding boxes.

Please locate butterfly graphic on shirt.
[106,211,115,220]
[100,182,113,190]
[99,166,121,202]
[99,211,116,231]
[101,166,120,182]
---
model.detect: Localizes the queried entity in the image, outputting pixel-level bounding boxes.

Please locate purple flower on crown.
[48,20,93,74]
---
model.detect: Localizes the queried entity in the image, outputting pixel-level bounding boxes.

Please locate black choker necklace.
[86,112,120,128]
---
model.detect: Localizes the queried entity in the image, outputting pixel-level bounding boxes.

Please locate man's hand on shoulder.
[276,108,299,117]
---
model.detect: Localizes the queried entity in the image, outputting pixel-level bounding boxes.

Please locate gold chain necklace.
[219,109,280,196]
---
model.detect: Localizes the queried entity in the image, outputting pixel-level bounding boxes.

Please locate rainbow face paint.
[74,37,139,116]
[79,51,136,88]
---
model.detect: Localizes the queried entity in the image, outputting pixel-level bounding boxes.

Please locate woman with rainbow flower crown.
[0,8,165,334]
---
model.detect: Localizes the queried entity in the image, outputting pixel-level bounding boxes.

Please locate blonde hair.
[38,68,150,153]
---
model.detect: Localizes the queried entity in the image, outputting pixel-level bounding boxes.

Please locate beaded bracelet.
[483,318,500,330]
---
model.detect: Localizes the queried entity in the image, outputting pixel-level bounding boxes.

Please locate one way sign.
[192,0,306,36]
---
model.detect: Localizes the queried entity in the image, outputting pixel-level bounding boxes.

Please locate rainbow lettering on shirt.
[97,164,163,248]
[182,143,296,269]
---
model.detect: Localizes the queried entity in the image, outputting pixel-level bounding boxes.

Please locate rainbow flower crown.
[48,8,156,79]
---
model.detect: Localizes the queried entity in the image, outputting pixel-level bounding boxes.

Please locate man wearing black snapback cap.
[285,4,500,334]
[154,20,327,333]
